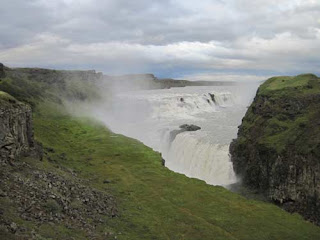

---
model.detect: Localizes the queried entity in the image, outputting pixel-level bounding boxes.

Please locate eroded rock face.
[230,74,320,225]
[0,63,5,78]
[0,92,35,163]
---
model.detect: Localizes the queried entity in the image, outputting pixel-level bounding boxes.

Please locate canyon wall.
[230,74,320,225]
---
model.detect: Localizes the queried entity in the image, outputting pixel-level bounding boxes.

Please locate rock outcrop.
[0,91,35,163]
[169,124,201,143]
[179,124,201,131]
[0,63,5,78]
[230,74,320,225]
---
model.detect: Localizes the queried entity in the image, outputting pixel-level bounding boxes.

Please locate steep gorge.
[230,74,320,225]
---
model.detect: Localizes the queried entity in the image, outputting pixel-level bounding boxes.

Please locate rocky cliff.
[230,74,320,225]
[0,91,35,163]
[0,63,5,78]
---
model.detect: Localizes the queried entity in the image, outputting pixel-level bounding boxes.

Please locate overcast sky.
[0,0,319,81]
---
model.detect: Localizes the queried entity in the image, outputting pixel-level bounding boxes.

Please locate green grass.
[0,90,16,102]
[0,67,103,108]
[0,90,25,109]
[259,74,318,93]
[239,74,320,153]
[29,104,320,240]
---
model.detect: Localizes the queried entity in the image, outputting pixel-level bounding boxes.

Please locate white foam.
[165,132,237,186]
[86,84,259,186]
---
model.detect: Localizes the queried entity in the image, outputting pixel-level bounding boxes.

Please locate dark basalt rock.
[179,124,201,131]
[169,124,201,143]
[0,63,5,78]
[230,74,320,225]
[0,92,37,163]
[209,93,216,103]
[161,158,165,166]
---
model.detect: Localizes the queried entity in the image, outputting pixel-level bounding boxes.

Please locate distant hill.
[104,73,236,91]
[1,64,235,97]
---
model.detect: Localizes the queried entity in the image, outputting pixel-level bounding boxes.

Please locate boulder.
[179,124,201,131]
[209,93,216,103]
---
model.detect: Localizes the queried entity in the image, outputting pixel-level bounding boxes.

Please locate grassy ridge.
[259,74,318,93]
[237,74,320,153]
[30,104,320,239]
[0,67,102,108]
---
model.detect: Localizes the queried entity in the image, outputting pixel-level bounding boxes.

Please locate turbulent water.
[92,84,259,186]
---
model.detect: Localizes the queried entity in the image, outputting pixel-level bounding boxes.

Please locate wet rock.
[162,158,165,166]
[209,93,216,103]
[169,124,201,143]
[179,124,201,131]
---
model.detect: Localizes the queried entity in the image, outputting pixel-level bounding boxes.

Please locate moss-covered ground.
[237,73,320,153]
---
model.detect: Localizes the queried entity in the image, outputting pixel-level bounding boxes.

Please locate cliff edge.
[0,91,36,163]
[230,74,320,225]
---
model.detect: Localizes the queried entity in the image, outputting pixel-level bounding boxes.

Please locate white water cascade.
[88,84,259,187]
[165,133,236,185]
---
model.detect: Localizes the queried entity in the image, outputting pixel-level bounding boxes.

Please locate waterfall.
[165,132,237,186]
[86,84,259,187]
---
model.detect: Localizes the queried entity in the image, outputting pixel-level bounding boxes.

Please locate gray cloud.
[0,0,55,48]
[0,0,319,79]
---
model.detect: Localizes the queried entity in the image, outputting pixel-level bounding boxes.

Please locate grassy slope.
[0,67,102,108]
[30,104,320,240]
[0,90,19,106]
[1,68,320,239]
[239,74,320,153]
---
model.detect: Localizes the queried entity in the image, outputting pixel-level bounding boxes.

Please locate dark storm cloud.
[0,0,319,80]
